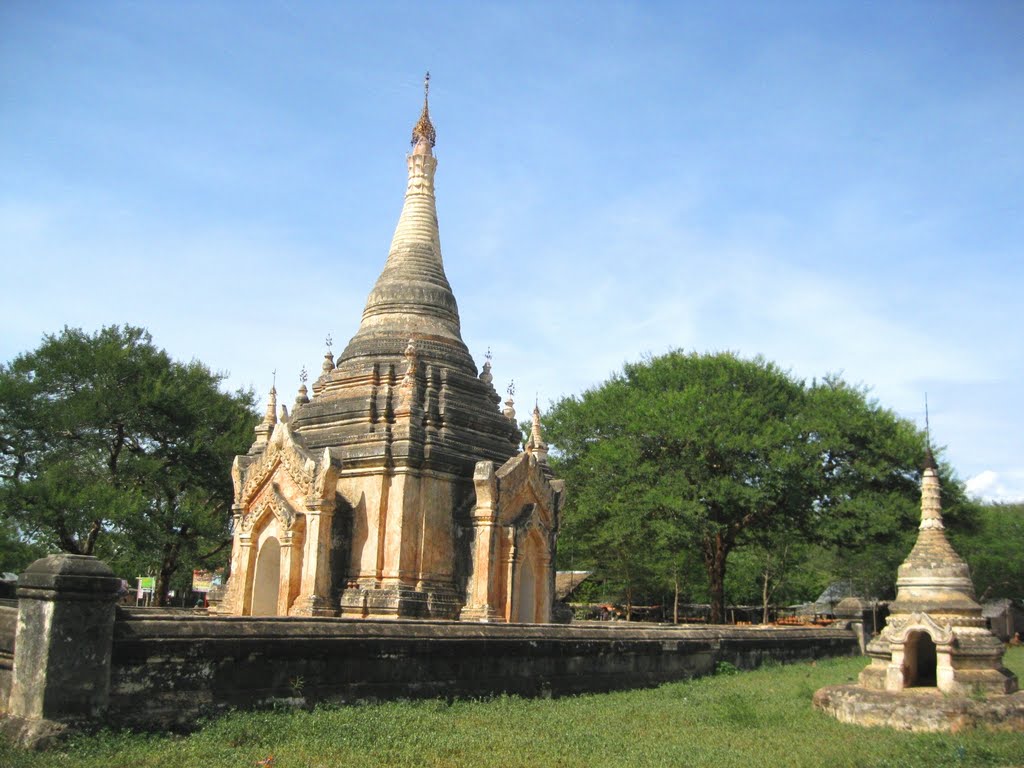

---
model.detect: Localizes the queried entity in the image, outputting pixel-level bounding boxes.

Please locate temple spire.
[338,73,475,374]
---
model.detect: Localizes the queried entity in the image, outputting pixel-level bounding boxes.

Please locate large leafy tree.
[951,503,1024,601]
[545,351,942,623]
[0,326,257,603]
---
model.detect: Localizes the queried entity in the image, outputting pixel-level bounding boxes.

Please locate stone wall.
[106,610,858,730]
[0,555,859,744]
[0,600,16,706]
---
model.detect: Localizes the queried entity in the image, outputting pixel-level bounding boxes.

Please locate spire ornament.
[526,400,549,465]
[411,71,436,149]
[503,380,516,421]
[480,347,493,385]
[322,334,336,375]
[296,366,310,406]
[251,380,279,451]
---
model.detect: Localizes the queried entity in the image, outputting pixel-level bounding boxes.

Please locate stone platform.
[813,684,1024,732]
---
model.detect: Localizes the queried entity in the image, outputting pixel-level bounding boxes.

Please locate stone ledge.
[813,684,1024,732]
[112,613,857,643]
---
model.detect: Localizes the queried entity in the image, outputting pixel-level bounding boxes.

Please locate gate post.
[1,554,121,748]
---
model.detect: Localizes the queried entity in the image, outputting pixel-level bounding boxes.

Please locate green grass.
[3,648,1023,767]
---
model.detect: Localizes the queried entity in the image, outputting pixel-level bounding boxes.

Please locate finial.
[479,347,494,385]
[503,380,516,421]
[411,71,436,149]
[255,379,278,438]
[271,368,277,394]
[321,335,336,375]
[296,367,310,406]
[527,398,549,462]
[923,393,937,471]
[925,392,930,445]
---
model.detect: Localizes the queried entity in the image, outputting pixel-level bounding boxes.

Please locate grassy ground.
[2,647,1022,768]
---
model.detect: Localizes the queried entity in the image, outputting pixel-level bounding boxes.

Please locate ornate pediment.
[239,417,318,508]
[240,487,298,533]
[494,452,561,529]
[889,612,954,645]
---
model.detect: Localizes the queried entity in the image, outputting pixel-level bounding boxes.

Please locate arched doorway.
[515,554,537,623]
[251,537,281,616]
[904,631,937,687]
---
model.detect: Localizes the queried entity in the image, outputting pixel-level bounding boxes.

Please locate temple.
[857,447,1017,696]
[216,75,564,622]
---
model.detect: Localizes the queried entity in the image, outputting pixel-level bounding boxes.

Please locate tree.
[547,352,821,623]
[951,502,1024,601]
[0,326,257,604]
[545,351,938,623]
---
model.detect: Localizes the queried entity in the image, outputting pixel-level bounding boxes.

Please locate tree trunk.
[762,565,771,624]
[703,533,728,624]
[83,519,101,555]
[673,569,680,625]
[155,535,183,607]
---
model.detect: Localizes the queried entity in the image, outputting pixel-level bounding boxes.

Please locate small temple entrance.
[251,537,281,616]
[904,631,937,687]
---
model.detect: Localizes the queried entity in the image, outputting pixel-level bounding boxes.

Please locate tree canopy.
[543,350,974,623]
[0,326,257,603]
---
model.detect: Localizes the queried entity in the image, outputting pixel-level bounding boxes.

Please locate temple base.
[813,684,1024,732]
[338,585,461,620]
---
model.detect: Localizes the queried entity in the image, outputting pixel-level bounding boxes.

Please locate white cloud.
[966,470,1024,504]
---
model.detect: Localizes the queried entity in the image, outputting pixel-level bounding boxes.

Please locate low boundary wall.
[111,611,857,729]
[0,557,859,743]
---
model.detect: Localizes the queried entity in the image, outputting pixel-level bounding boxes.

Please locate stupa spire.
[920,397,942,530]
[338,73,474,374]
[889,418,978,618]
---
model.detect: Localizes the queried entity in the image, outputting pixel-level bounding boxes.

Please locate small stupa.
[814,443,1023,731]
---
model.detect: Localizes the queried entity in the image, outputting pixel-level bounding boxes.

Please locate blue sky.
[2,2,1022,501]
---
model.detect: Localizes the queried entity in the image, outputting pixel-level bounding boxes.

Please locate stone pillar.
[462,460,502,622]
[2,555,121,748]
[462,506,500,621]
[503,529,517,622]
[278,531,297,616]
[293,499,336,616]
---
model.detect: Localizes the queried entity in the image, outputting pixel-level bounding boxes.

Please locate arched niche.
[511,527,550,624]
[251,536,281,616]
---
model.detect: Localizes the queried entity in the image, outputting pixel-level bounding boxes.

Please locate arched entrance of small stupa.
[251,536,282,616]
[904,630,938,687]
